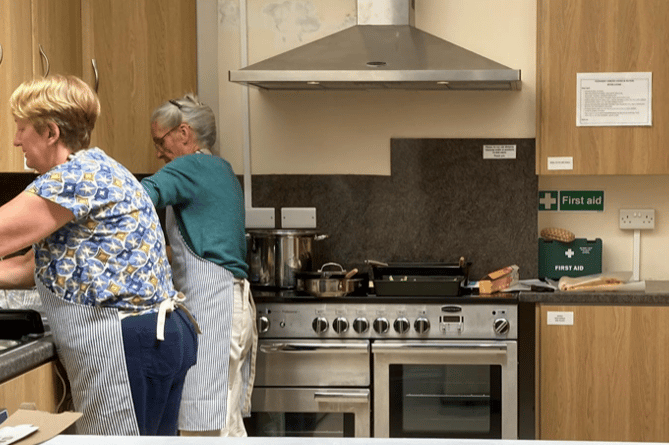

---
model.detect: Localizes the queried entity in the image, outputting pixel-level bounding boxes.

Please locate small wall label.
[483,145,516,159]
[547,311,574,326]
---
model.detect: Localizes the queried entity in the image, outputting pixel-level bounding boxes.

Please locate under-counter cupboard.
[0,360,62,414]
[536,304,669,442]
[536,0,669,175]
[0,0,197,174]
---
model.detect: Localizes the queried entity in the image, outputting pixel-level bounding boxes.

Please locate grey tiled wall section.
[251,138,538,280]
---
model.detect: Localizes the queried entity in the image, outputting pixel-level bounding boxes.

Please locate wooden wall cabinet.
[81,0,197,174]
[1,0,196,174]
[0,0,82,173]
[536,304,669,441]
[536,0,669,175]
[0,360,62,415]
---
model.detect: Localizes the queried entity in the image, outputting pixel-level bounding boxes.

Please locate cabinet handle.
[91,59,99,93]
[38,44,50,77]
[0,44,3,66]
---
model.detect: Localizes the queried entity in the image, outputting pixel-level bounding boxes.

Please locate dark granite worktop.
[518,281,669,305]
[0,335,56,383]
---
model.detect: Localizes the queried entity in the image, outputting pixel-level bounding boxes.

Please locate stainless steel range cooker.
[244,292,518,439]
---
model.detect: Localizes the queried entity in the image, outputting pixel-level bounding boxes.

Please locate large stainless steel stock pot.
[246,229,328,289]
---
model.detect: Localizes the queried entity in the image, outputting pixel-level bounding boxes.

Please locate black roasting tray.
[0,309,45,340]
[370,262,471,296]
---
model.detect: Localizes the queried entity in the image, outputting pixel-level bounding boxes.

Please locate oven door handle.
[372,342,508,353]
[314,390,370,403]
[259,342,370,353]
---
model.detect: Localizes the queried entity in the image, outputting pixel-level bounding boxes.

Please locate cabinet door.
[536,0,669,175]
[0,1,33,172]
[31,0,83,78]
[537,305,669,441]
[81,0,197,174]
[0,0,82,173]
[0,360,62,414]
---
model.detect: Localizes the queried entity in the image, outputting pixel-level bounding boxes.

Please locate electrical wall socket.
[619,209,655,230]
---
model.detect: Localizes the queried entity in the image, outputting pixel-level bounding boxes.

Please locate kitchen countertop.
[0,334,55,383]
[518,280,669,304]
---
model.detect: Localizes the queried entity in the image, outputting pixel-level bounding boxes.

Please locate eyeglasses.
[153,124,181,148]
[152,100,185,148]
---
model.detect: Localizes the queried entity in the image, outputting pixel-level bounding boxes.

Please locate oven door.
[245,387,370,437]
[246,339,371,438]
[372,340,517,439]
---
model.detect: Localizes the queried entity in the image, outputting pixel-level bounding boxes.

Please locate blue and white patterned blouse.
[26,148,177,313]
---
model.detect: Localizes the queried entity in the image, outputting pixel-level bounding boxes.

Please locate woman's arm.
[0,191,75,259]
[0,249,36,289]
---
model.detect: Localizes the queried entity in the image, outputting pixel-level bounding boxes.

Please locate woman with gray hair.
[141,94,257,437]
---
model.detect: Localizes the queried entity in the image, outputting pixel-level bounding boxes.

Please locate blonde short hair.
[10,75,100,152]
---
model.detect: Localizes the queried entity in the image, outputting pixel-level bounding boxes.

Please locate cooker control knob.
[494,318,510,335]
[414,317,430,334]
[258,316,270,334]
[333,317,349,334]
[312,317,329,334]
[373,317,389,334]
[353,317,369,334]
[394,317,410,334]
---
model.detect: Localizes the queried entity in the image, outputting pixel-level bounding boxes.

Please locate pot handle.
[319,262,345,273]
[365,259,389,267]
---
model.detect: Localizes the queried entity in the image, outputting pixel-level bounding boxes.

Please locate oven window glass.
[244,412,355,437]
[389,364,502,438]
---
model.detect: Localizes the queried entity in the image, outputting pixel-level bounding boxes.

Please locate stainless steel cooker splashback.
[229,0,521,91]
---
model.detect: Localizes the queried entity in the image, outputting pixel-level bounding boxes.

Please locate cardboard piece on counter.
[479,265,519,294]
[1,409,81,445]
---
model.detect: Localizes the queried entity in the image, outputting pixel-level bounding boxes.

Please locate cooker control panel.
[256,302,517,340]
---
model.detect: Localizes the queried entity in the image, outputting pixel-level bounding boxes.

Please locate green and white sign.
[539,190,604,211]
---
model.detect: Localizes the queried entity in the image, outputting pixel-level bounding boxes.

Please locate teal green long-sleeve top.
[141,153,248,279]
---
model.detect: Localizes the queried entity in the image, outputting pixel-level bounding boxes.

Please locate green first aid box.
[538,238,602,279]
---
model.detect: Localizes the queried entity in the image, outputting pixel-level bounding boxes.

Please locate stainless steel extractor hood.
[229,0,521,91]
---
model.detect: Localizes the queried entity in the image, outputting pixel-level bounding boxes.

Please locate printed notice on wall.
[576,72,652,127]
[547,311,574,326]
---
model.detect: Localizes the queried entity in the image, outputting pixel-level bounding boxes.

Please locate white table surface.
[42,437,668,445]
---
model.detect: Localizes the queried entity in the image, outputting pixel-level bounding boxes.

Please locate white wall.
[207,0,536,175]
[198,0,669,281]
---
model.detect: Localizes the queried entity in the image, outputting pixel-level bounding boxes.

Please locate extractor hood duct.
[229,0,521,91]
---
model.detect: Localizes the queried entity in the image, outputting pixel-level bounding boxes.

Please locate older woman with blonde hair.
[0,75,199,436]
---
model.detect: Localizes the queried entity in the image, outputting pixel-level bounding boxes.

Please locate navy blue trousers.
[121,308,198,435]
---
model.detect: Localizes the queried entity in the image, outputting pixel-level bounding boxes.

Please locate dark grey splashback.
[251,138,538,280]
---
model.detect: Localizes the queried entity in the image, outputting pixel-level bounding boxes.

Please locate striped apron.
[36,278,140,435]
[166,206,235,431]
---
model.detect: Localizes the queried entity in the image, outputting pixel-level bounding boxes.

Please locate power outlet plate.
[619,209,655,230]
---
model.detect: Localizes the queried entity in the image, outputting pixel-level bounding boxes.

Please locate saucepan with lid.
[246,229,329,289]
[296,263,366,297]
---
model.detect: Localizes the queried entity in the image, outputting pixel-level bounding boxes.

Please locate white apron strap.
[156,292,201,341]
